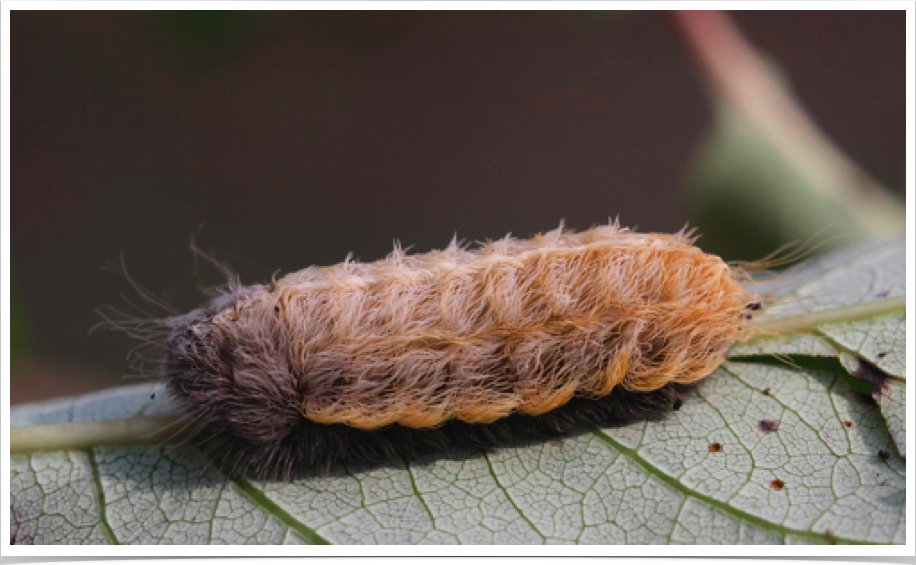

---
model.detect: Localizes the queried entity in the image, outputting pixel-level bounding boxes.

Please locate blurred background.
[11,10,906,403]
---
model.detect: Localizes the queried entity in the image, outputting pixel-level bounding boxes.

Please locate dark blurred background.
[11,11,905,403]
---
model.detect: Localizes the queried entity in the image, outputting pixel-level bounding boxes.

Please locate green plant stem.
[10,416,183,454]
[745,295,905,339]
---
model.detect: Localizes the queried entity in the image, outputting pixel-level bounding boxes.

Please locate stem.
[10,416,184,455]
[745,295,905,340]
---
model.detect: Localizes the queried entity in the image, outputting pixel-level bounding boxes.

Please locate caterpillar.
[117,222,758,478]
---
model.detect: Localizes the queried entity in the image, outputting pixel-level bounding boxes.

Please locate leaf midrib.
[747,296,904,339]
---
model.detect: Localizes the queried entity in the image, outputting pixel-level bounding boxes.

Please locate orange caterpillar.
[160,222,757,476]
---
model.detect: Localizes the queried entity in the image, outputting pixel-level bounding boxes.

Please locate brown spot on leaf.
[762,387,771,395]
[878,449,891,460]
[10,505,35,545]
[823,531,838,544]
[758,419,779,434]
[769,479,785,491]
[708,442,723,453]
[842,420,854,429]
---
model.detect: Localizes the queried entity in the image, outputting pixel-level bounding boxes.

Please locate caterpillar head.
[164,286,303,447]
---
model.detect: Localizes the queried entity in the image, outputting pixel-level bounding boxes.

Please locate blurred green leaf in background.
[676,11,905,262]
[686,104,881,261]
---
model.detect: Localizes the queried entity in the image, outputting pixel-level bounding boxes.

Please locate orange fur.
[207,222,755,430]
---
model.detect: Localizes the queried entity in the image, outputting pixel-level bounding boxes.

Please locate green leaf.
[730,235,905,458]
[875,380,907,459]
[10,238,906,545]
[687,106,906,263]
[687,105,872,261]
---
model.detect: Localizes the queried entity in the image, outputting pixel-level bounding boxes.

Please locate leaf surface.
[730,235,906,457]
[10,238,906,545]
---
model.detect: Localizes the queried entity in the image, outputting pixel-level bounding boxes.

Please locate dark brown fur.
[184,378,687,479]
[163,284,691,478]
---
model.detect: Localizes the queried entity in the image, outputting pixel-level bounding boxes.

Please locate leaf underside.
[10,236,906,545]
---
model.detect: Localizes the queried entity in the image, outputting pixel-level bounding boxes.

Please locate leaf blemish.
[769,479,785,491]
[761,387,771,395]
[10,505,35,545]
[708,442,723,453]
[842,420,854,429]
[878,449,891,460]
[758,419,779,434]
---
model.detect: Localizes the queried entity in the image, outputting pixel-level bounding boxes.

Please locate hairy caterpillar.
[116,222,758,478]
